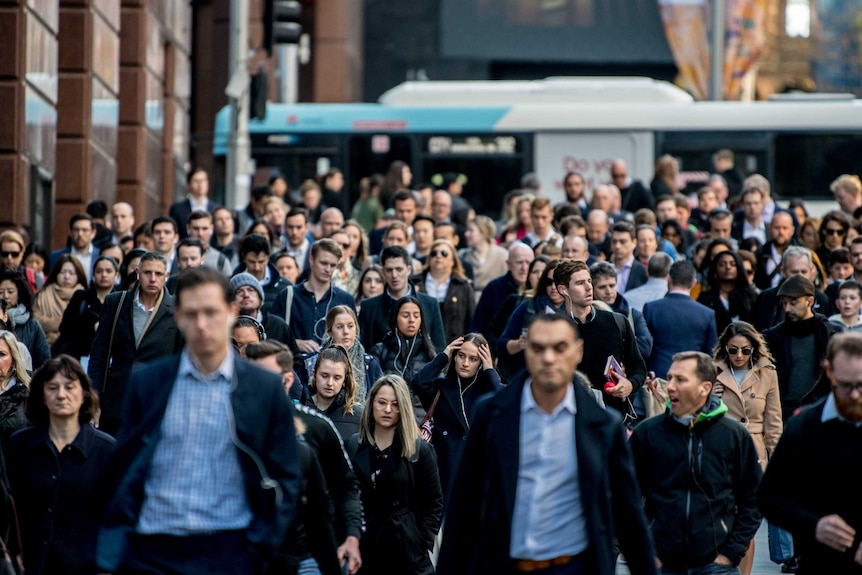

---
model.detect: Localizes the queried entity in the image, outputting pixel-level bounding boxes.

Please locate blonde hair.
[359,374,419,459]
[310,345,359,415]
[0,331,30,387]
[423,239,466,279]
[0,231,24,252]
[831,174,862,198]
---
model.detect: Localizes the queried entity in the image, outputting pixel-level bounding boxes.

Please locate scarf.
[33,283,83,343]
[6,304,30,330]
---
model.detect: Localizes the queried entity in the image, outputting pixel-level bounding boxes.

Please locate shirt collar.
[616,255,634,271]
[821,392,862,427]
[386,284,414,300]
[72,244,94,257]
[521,378,576,417]
[178,348,235,384]
[33,424,95,458]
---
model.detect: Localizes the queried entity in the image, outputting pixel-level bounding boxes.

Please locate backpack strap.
[103,290,127,396]
[612,311,628,349]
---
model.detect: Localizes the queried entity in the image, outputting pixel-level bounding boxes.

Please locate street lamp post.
[225,0,251,211]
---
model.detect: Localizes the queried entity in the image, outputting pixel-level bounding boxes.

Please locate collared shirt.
[511,382,588,560]
[134,290,156,313]
[137,350,253,535]
[72,244,95,281]
[188,196,209,213]
[615,256,635,295]
[290,281,356,343]
[424,274,450,302]
[286,239,311,272]
[764,244,782,288]
[742,220,767,246]
[821,392,862,428]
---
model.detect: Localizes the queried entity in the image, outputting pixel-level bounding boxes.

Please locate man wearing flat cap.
[764,275,838,421]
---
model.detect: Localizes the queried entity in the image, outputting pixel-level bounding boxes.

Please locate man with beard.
[758,332,862,575]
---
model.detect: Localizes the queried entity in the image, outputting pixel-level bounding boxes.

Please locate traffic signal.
[263,0,302,55]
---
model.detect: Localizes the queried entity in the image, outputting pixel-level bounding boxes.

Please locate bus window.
[773,134,862,199]
[348,135,413,202]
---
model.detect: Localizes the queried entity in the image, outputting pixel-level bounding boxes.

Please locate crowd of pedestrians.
[0,157,859,575]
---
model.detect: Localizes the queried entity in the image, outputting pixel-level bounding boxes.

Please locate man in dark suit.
[643,260,717,380]
[438,313,657,575]
[96,267,300,575]
[611,221,647,295]
[358,245,446,350]
[169,167,218,239]
[88,251,184,436]
[50,213,101,281]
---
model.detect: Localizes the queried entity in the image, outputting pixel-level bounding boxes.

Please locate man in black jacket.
[758,333,862,575]
[630,351,762,574]
[764,275,837,420]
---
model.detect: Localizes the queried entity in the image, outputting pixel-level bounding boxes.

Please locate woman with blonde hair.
[651,154,680,197]
[713,321,783,575]
[305,345,363,438]
[0,330,31,448]
[346,374,443,575]
[496,193,534,247]
[411,239,475,345]
[33,254,87,345]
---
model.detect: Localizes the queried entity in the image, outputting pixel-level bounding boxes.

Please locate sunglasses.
[825,228,845,236]
[0,251,20,259]
[430,250,450,258]
[727,346,753,356]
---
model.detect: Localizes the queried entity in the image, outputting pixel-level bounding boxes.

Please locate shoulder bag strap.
[283,285,294,325]
[103,291,127,393]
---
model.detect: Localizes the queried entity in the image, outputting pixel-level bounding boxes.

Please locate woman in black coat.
[697,249,758,334]
[346,374,443,575]
[0,269,50,369]
[370,297,437,423]
[304,345,363,440]
[52,255,119,361]
[411,332,501,498]
[411,239,476,345]
[7,355,115,575]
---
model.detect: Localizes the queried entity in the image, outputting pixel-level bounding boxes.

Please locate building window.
[785,0,810,38]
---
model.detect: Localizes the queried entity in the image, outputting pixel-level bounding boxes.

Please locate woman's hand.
[444,336,464,359]
[478,343,494,371]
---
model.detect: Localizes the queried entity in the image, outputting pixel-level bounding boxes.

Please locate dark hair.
[660,219,686,250]
[524,312,580,339]
[151,215,178,234]
[86,200,109,220]
[23,242,49,267]
[392,190,416,207]
[246,339,293,372]
[413,215,435,229]
[611,221,636,240]
[44,254,88,288]
[553,258,589,288]
[838,280,862,299]
[94,255,120,273]
[829,247,851,268]
[286,206,309,223]
[120,248,148,290]
[27,354,100,426]
[672,351,716,384]
[0,269,32,310]
[701,238,733,273]
[388,296,436,356]
[707,249,750,290]
[554,204,580,226]
[186,166,207,185]
[713,321,773,365]
[188,211,213,225]
[69,213,95,230]
[820,210,851,243]
[240,234,272,259]
[589,261,617,281]
[788,198,809,218]
[133,221,152,242]
[380,245,411,268]
[252,184,274,202]
[174,267,234,307]
[177,237,205,257]
[445,332,490,378]
[139,251,168,270]
[559,215,586,237]
[668,260,696,288]
[355,264,384,302]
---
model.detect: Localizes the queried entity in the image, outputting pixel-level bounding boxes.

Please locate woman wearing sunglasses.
[411,239,475,346]
[712,321,783,575]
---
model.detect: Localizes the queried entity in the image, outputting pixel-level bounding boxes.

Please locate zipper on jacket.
[224,390,283,507]
[685,430,693,549]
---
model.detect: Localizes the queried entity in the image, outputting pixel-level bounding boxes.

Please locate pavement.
[616,522,784,574]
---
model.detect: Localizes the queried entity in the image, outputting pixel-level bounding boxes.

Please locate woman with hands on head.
[411,332,502,498]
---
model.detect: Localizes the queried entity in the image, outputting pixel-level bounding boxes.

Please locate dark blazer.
[437,375,658,575]
[623,260,649,293]
[358,291,446,351]
[643,292,718,379]
[96,354,301,573]
[52,287,104,359]
[697,286,757,335]
[49,245,101,275]
[758,397,862,575]
[346,434,443,575]
[169,198,218,239]
[87,289,184,435]
[411,272,476,346]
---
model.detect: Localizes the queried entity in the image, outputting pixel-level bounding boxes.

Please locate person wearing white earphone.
[553,258,648,423]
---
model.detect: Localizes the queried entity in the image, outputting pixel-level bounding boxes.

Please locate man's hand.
[607,371,633,398]
[296,339,321,353]
[337,536,362,574]
[714,554,733,565]
[816,514,856,552]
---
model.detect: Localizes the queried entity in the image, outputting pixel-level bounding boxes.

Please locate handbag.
[419,391,441,443]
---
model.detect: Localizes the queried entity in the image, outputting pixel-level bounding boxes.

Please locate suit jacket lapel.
[574,383,604,505]
[491,380,524,521]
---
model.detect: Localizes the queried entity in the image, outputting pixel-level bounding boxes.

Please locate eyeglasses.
[825,228,846,236]
[374,398,400,411]
[834,381,862,394]
[727,346,753,356]
[430,250,449,258]
[0,251,20,259]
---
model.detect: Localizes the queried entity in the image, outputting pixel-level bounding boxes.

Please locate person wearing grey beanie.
[230,272,300,361]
